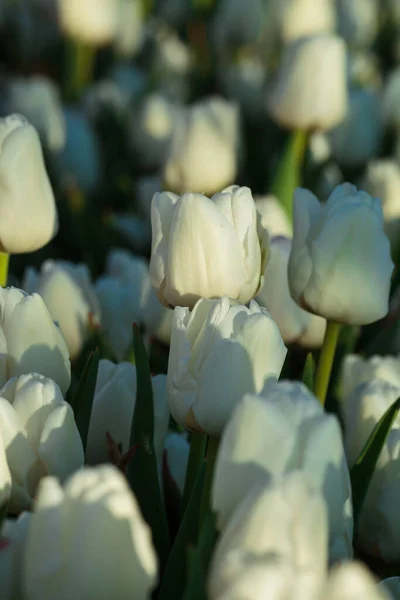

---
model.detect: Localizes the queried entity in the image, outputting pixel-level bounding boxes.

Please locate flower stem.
[0,253,10,288]
[66,40,96,99]
[182,431,207,515]
[199,436,219,527]
[314,322,341,406]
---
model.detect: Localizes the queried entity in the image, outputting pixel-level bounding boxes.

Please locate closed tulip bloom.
[0,513,31,600]
[163,98,239,195]
[23,466,158,600]
[58,0,119,46]
[0,373,83,513]
[297,312,327,350]
[0,114,58,254]
[23,261,101,361]
[288,184,394,325]
[268,34,347,131]
[364,160,400,244]
[256,236,326,345]
[341,354,400,400]
[0,287,71,394]
[208,473,328,600]
[212,381,353,562]
[255,195,292,238]
[279,0,336,44]
[114,0,144,58]
[168,297,286,436]
[337,0,379,49]
[150,186,267,308]
[323,563,390,600]
[86,360,169,466]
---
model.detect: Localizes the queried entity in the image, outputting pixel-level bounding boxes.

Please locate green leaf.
[302,353,315,391]
[350,396,400,520]
[183,511,217,600]
[71,348,100,451]
[126,325,170,570]
[159,464,206,600]
[270,129,308,222]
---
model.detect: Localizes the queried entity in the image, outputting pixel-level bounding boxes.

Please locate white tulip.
[86,360,169,466]
[364,160,400,244]
[163,97,239,195]
[168,297,286,436]
[0,287,71,394]
[212,381,353,562]
[323,562,391,600]
[0,114,58,254]
[341,354,400,400]
[255,195,292,238]
[58,0,119,46]
[150,186,267,308]
[268,34,347,131]
[164,432,190,495]
[336,0,379,49]
[208,473,328,600]
[288,184,394,325]
[380,577,400,599]
[142,287,174,346]
[279,0,336,44]
[0,512,31,600]
[114,0,144,58]
[256,236,326,345]
[0,373,83,513]
[23,261,101,361]
[23,466,158,600]
[7,76,65,151]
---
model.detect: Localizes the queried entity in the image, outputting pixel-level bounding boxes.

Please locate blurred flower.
[347,51,382,90]
[163,97,239,195]
[0,114,58,254]
[382,66,400,131]
[150,185,267,308]
[255,195,292,238]
[0,287,71,394]
[23,261,100,361]
[23,466,158,600]
[142,287,173,346]
[363,160,400,245]
[135,175,162,221]
[6,76,65,152]
[0,436,11,509]
[336,0,379,50]
[58,0,119,46]
[341,378,400,562]
[212,381,353,562]
[208,473,328,600]
[168,297,287,436]
[329,88,382,168]
[114,0,144,58]
[217,56,267,121]
[163,432,189,495]
[0,373,83,513]
[380,577,400,599]
[341,354,400,400]
[279,0,336,44]
[256,236,326,346]
[86,360,169,465]
[268,34,347,131]
[0,513,31,600]
[323,562,390,600]
[210,0,265,53]
[151,25,194,102]
[288,183,394,325]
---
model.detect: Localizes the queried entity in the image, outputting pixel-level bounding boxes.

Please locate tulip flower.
[208,473,328,600]
[323,563,390,600]
[168,297,286,436]
[279,0,336,44]
[23,261,101,361]
[336,0,379,49]
[212,381,353,562]
[380,577,400,599]
[114,0,144,58]
[0,373,83,513]
[268,34,347,131]
[0,114,58,254]
[0,513,31,600]
[341,354,400,400]
[150,186,268,309]
[58,0,119,46]
[23,466,158,600]
[256,236,326,346]
[364,160,400,245]
[0,287,71,394]
[255,195,292,238]
[86,360,170,466]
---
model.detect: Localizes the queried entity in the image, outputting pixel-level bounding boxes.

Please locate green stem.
[0,253,9,288]
[314,322,341,406]
[199,436,219,527]
[182,432,207,515]
[66,40,96,99]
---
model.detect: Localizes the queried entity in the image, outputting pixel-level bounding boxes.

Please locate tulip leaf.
[350,396,400,520]
[71,348,100,451]
[183,511,217,600]
[302,353,315,391]
[270,129,308,222]
[159,463,206,600]
[127,325,170,570]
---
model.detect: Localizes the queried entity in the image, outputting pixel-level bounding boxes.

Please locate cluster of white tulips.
[2,0,400,599]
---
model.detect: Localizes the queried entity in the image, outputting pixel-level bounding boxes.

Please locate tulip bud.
[268,34,347,131]
[86,360,169,466]
[256,236,326,345]
[58,0,119,46]
[23,261,101,361]
[163,97,239,196]
[114,0,144,58]
[0,114,58,254]
[279,0,336,44]
[288,184,394,325]
[0,513,31,600]
[324,563,390,600]
[208,473,328,600]
[23,466,158,600]
[163,432,190,495]
[336,0,379,49]
[0,287,71,394]
[255,195,292,238]
[341,354,400,401]
[363,160,400,245]
[0,373,83,513]
[150,186,267,308]
[212,381,353,562]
